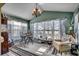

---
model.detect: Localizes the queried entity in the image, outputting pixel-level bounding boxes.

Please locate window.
[8,20,27,42]
[54,20,60,30]
[53,20,60,40]
[78,23,79,42]
[31,19,66,40]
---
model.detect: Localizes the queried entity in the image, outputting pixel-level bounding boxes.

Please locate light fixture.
[32,3,43,17]
[69,26,72,31]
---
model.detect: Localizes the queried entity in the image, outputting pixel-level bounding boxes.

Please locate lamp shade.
[32,8,42,17]
[69,26,72,30]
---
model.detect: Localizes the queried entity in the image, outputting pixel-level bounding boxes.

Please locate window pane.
[48,21,52,30]
[54,31,60,39]
[34,23,38,30]
[38,22,44,30]
[45,21,49,30]
[54,20,60,30]
[49,31,52,36]
[34,31,38,38]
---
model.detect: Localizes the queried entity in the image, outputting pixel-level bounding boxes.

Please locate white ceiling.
[1,3,79,20]
[39,3,79,12]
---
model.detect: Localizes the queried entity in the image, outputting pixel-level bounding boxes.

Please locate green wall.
[31,11,73,23]
[5,11,74,33]
[30,11,73,34]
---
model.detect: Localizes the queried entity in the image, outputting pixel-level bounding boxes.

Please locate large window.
[74,13,78,43]
[8,20,27,42]
[78,23,79,43]
[31,19,66,40]
[53,20,60,40]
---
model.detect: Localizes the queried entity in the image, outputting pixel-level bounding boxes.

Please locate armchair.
[53,40,71,55]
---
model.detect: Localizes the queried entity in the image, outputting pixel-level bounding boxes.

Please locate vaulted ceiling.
[1,3,79,20]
